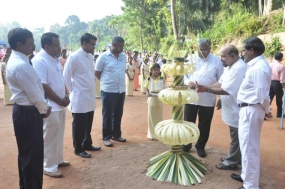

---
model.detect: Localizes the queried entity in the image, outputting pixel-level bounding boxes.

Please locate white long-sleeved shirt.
[237,55,272,114]
[63,48,95,113]
[32,49,65,112]
[184,53,224,107]
[6,50,48,114]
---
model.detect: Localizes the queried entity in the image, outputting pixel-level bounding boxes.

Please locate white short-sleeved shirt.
[184,53,224,107]
[63,48,96,113]
[95,50,126,93]
[219,59,247,127]
[147,77,165,93]
[32,49,65,112]
[237,55,271,114]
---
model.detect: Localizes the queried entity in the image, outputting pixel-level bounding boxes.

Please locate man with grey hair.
[183,39,224,157]
[197,44,246,169]
[95,36,127,147]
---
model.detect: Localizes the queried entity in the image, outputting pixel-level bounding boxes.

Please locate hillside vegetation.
[200,6,285,52]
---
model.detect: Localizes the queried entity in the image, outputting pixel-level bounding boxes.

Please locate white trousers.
[239,105,264,189]
[43,109,66,172]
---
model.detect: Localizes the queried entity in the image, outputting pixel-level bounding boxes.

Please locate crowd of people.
[1,26,283,189]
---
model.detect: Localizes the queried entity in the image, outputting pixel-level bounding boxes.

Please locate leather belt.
[14,103,37,110]
[238,103,259,108]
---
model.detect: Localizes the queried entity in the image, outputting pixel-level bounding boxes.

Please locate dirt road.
[0,81,284,189]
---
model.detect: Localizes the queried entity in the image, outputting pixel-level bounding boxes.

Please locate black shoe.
[231,173,243,183]
[238,186,245,189]
[196,147,206,158]
[276,114,285,118]
[182,144,192,152]
[83,146,101,151]
[75,151,91,158]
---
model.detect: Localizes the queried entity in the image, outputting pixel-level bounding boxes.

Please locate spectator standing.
[63,33,101,158]
[32,32,70,178]
[269,52,285,118]
[6,28,51,189]
[95,36,127,147]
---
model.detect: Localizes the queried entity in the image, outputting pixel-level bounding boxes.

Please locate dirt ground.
[0,77,285,189]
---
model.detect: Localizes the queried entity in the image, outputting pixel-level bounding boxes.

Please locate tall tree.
[170,0,178,40]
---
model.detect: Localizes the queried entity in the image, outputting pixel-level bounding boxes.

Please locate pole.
[280,91,285,130]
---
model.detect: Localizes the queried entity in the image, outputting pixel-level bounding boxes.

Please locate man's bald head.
[220,44,239,56]
[219,44,240,67]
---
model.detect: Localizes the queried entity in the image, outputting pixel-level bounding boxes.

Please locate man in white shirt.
[6,28,51,189]
[63,33,101,158]
[95,36,127,147]
[183,39,224,157]
[33,32,70,178]
[231,37,272,189]
[197,45,247,170]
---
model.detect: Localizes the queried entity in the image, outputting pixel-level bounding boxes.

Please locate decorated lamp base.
[147,145,207,186]
[146,55,207,186]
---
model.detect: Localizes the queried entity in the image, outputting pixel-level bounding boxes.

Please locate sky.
[1,0,125,31]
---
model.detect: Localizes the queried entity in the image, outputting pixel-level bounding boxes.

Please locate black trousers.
[269,80,284,116]
[101,91,125,141]
[13,104,43,189]
[184,104,215,149]
[72,111,94,153]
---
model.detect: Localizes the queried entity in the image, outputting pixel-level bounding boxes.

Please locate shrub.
[264,36,283,57]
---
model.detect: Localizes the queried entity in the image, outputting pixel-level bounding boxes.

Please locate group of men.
[184,38,273,189]
[5,26,278,189]
[6,28,127,189]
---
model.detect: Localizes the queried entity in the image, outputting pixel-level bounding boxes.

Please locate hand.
[43,106,52,118]
[197,85,208,93]
[265,112,273,119]
[216,99,222,110]
[59,97,70,107]
[188,82,196,90]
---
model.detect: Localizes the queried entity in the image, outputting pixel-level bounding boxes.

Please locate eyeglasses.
[199,49,210,53]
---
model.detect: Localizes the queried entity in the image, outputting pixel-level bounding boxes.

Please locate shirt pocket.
[105,64,117,75]
[200,67,216,80]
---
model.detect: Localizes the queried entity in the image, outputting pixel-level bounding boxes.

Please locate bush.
[264,36,283,57]
[199,4,285,54]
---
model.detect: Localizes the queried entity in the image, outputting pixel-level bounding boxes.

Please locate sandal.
[216,163,238,170]
[220,157,226,162]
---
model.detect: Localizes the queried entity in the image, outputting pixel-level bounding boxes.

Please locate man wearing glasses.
[183,39,224,157]
[64,33,101,158]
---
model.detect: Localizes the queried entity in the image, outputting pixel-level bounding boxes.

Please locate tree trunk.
[171,0,178,40]
[263,0,273,16]
[283,3,285,26]
[139,23,144,51]
[259,0,263,17]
